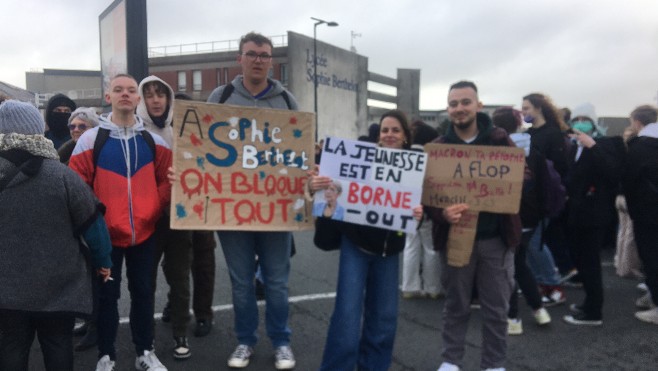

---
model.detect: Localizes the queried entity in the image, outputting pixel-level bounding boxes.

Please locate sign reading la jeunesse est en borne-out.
[170,100,315,231]
[315,137,427,233]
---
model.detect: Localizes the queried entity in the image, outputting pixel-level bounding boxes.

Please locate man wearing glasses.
[207,32,298,370]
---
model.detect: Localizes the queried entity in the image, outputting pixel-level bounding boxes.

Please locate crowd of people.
[0,30,657,371]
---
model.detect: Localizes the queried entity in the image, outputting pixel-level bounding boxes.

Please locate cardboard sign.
[170,101,315,231]
[422,143,525,213]
[423,143,524,266]
[315,137,427,233]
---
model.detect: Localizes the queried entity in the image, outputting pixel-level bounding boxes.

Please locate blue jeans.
[526,225,561,285]
[218,231,292,347]
[320,237,400,371]
[97,237,155,359]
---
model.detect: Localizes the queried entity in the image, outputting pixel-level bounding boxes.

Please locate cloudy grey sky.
[2,0,657,116]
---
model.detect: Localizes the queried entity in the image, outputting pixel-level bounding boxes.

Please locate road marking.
[119,292,336,324]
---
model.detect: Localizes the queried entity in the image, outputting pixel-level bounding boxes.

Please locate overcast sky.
[2,0,657,116]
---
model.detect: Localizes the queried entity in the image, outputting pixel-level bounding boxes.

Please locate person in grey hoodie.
[206,32,298,370]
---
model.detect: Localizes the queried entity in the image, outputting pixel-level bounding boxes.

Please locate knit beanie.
[0,100,46,135]
[69,107,100,128]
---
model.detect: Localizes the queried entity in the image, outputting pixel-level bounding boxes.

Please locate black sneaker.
[194,319,213,337]
[75,322,97,351]
[173,336,191,360]
[73,321,89,336]
[569,303,584,313]
[161,302,171,323]
[563,312,602,326]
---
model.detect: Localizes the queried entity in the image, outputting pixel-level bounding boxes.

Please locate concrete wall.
[397,68,420,121]
[287,31,368,141]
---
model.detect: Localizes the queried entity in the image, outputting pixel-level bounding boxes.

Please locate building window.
[193,70,202,91]
[178,71,187,91]
[280,64,288,86]
[223,68,229,84]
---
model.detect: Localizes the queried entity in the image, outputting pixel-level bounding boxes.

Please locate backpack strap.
[280,91,292,110]
[218,83,235,104]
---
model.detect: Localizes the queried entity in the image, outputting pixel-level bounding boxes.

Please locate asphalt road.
[29,231,658,371]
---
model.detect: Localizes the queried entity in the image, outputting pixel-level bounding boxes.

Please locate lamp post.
[311,17,338,142]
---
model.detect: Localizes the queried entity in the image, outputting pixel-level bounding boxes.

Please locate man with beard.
[44,93,77,149]
[426,81,521,371]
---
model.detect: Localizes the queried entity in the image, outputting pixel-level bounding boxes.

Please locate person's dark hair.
[449,80,478,93]
[410,120,439,145]
[143,80,171,100]
[630,104,658,126]
[379,109,412,149]
[175,92,193,101]
[239,32,273,53]
[367,123,380,143]
[523,93,567,131]
[492,107,521,135]
[0,94,9,105]
[559,107,571,123]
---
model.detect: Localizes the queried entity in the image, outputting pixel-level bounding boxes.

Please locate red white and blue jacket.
[69,114,172,247]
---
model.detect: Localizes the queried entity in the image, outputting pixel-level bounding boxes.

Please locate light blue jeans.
[218,231,292,347]
[320,237,400,371]
[526,224,561,285]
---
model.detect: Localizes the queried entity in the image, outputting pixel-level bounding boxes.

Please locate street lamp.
[311,17,338,142]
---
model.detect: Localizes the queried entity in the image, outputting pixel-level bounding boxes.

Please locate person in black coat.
[562,111,625,325]
[623,104,658,324]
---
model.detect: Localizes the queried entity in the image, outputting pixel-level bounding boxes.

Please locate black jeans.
[634,222,658,306]
[0,312,74,371]
[568,226,604,319]
[192,231,217,321]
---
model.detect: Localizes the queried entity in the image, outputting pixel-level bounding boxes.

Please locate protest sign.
[422,143,524,266]
[315,137,427,233]
[422,143,525,213]
[170,100,315,231]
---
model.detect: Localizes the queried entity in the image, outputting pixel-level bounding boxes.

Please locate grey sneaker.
[228,345,253,368]
[95,355,115,371]
[135,350,167,371]
[274,345,296,370]
[635,292,655,309]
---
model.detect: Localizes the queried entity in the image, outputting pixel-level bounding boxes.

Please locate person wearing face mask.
[44,93,77,150]
[521,93,571,306]
[562,104,625,326]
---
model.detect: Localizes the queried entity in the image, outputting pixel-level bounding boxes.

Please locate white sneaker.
[482,368,505,371]
[274,345,296,369]
[438,362,461,371]
[507,318,523,335]
[96,355,115,371]
[533,307,551,325]
[227,344,253,368]
[635,308,658,325]
[635,292,655,309]
[135,350,167,371]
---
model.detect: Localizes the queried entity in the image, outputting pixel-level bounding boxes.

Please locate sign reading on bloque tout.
[422,143,525,266]
[315,137,427,233]
[170,100,315,231]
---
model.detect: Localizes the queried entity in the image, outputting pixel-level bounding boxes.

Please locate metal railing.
[148,35,288,58]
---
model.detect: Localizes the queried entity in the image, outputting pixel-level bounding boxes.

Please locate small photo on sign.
[312,179,345,221]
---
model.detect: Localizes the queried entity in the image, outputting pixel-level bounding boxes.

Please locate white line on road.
[119,292,336,324]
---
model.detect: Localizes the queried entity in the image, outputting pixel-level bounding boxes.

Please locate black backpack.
[216,83,293,110]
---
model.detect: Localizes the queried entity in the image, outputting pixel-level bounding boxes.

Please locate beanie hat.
[571,103,597,124]
[0,100,46,135]
[69,107,100,128]
[45,93,76,125]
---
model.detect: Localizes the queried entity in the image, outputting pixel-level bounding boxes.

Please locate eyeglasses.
[242,51,272,62]
[68,123,89,131]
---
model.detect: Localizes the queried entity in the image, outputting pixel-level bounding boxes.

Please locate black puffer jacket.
[623,133,658,224]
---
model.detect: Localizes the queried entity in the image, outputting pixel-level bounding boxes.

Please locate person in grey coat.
[0,99,112,371]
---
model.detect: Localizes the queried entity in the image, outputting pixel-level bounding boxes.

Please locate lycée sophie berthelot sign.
[170,101,315,231]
